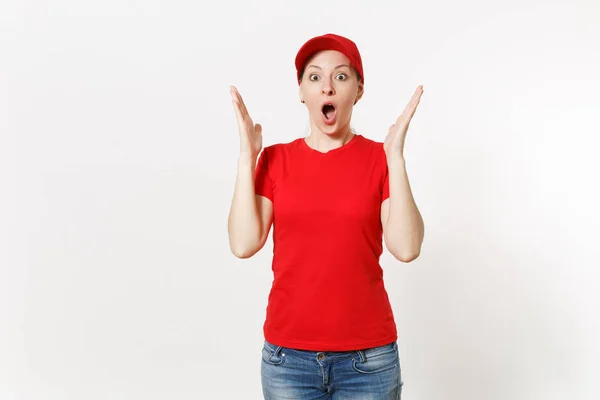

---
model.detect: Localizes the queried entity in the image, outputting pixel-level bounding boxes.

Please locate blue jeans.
[261,339,403,399]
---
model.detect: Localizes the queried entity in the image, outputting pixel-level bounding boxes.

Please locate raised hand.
[384,85,424,158]
[230,85,262,158]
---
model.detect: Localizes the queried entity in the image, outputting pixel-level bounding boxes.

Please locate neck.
[306,127,355,152]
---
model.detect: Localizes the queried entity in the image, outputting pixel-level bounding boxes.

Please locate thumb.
[255,123,262,135]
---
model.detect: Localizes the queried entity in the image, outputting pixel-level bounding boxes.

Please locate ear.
[354,81,365,104]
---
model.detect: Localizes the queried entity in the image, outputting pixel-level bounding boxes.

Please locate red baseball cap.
[294,33,364,86]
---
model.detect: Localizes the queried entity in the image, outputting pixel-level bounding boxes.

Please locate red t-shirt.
[254,133,397,351]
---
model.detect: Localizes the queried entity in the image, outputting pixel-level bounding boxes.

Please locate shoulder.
[353,134,386,164]
[261,137,302,157]
[355,135,389,181]
[358,134,385,150]
[258,139,301,172]
[263,137,300,151]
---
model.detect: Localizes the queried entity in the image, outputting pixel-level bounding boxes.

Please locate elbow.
[228,233,248,258]
[387,243,420,263]
[398,251,420,263]
[389,249,418,263]
[229,235,263,259]
[228,225,262,259]
[385,229,424,263]
[230,246,255,259]
[234,252,253,259]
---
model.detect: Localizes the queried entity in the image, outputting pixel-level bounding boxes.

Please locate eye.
[309,73,347,81]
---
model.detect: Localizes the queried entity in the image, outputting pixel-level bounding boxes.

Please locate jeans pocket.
[352,342,398,374]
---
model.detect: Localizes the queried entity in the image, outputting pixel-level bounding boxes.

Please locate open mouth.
[322,103,336,121]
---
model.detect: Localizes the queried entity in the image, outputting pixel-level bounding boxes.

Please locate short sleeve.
[381,147,390,201]
[382,163,390,201]
[254,147,274,201]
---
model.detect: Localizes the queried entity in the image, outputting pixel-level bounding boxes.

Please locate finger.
[409,86,423,103]
[233,86,249,115]
[402,104,420,124]
[408,94,422,117]
[401,93,421,118]
[395,87,423,122]
[232,99,244,128]
[239,94,250,117]
[409,90,421,107]
[398,98,416,118]
[230,86,247,118]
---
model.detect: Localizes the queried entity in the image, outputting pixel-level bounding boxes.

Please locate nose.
[321,79,335,96]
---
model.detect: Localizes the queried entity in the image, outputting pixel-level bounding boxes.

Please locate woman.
[228,33,424,399]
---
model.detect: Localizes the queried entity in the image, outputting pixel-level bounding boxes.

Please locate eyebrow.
[307,64,350,70]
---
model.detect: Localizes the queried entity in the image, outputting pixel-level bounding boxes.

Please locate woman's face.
[299,50,364,134]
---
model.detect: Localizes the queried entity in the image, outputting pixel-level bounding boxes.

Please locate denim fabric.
[261,339,403,399]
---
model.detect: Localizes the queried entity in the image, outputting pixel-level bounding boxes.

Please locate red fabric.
[294,33,364,85]
[254,134,396,351]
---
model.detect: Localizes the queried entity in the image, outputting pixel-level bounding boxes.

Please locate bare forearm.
[385,155,424,261]
[228,154,262,258]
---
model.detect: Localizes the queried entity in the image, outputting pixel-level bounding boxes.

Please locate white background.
[1,0,599,399]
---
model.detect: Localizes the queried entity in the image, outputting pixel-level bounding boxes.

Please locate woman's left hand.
[384,85,424,158]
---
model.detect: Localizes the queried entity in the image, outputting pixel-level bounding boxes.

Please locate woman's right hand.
[230,85,262,158]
